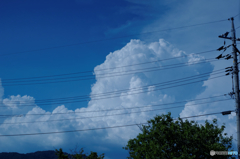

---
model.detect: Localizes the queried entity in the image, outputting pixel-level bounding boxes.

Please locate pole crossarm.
[218,36,232,40]
[219,35,240,41]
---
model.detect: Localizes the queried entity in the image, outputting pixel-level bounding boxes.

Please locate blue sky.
[0,0,239,158]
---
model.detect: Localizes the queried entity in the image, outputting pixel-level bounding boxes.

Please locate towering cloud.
[0,39,214,157]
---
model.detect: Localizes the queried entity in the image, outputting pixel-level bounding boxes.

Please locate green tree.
[55,147,104,159]
[55,148,69,159]
[87,151,104,159]
[123,112,235,159]
[69,148,86,159]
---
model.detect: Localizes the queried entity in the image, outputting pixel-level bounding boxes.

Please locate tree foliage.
[123,112,235,159]
[55,148,69,159]
[55,147,104,159]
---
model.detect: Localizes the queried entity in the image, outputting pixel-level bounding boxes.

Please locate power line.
[0,110,234,137]
[236,26,240,30]
[0,99,231,124]
[0,94,229,118]
[2,58,217,83]
[179,110,234,119]
[0,19,227,57]
[1,74,226,108]
[2,49,217,82]
[2,58,221,86]
[234,13,240,18]
[0,71,225,107]
[3,68,224,104]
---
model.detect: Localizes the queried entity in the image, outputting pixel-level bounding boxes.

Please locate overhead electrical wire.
[2,49,217,82]
[0,110,234,137]
[4,99,233,124]
[2,59,218,86]
[179,111,234,119]
[3,68,224,104]
[0,94,230,118]
[0,70,226,107]
[233,13,240,18]
[0,19,228,57]
[2,58,222,86]
[1,73,226,108]
[236,25,240,30]
[0,99,231,124]
[0,75,228,120]
[3,58,217,83]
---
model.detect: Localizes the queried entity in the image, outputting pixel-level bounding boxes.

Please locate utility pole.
[231,17,240,158]
[219,17,240,158]
[231,17,240,159]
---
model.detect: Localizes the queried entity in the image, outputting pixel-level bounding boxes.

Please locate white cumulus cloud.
[0,39,213,157]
